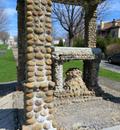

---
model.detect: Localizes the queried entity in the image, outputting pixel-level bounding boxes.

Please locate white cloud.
[4,8,17,16]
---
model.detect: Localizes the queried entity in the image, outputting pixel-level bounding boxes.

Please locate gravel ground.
[54,85,120,130]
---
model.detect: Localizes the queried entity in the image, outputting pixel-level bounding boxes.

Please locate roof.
[100,19,120,31]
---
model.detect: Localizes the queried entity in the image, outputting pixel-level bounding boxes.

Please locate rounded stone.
[34,106,42,112]
[27,53,34,60]
[27,34,34,40]
[34,0,39,4]
[26,22,34,27]
[46,36,52,42]
[43,123,50,129]
[26,106,33,112]
[47,0,52,6]
[28,77,34,82]
[47,103,54,109]
[26,0,33,4]
[26,117,35,125]
[24,82,34,89]
[47,76,52,81]
[36,61,44,66]
[49,109,54,114]
[35,53,44,59]
[46,59,52,65]
[46,6,52,12]
[45,54,51,59]
[45,17,51,23]
[39,36,44,42]
[27,46,34,52]
[33,11,38,16]
[46,29,52,34]
[45,23,52,29]
[26,99,33,106]
[32,123,42,130]
[46,90,53,96]
[46,65,51,70]
[46,70,51,75]
[39,82,48,88]
[34,6,41,11]
[38,12,43,16]
[37,67,43,71]
[27,72,34,77]
[25,92,34,99]
[27,40,34,45]
[40,111,47,117]
[34,28,44,34]
[34,47,39,52]
[44,96,53,103]
[36,92,45,98]
[27,28,34,34]
[26,112,33,119]
[42,87,48,92]
[27,61,35,66]
[26,5,33,11]
[26,16,33,22]
[52,121,57,128]
[47,115,54,120]
[27,11,32,16]
[40,47,46,53]
[36,71,44,77]
[37,77,44,81]
[46,47,52,53]
[35,100,42,106]
[41,0,47,5]
[45,43,51,47]
[27,66,34,72]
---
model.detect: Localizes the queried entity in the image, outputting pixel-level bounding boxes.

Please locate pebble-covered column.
[54,61,63,92]
[22,0,57,129]
[83,3,102,94]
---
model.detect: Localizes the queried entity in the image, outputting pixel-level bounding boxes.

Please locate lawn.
[0,44,120,82]
[0,45,17,82]
[64,60,120,82]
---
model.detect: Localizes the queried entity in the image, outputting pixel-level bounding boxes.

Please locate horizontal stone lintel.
[52,47,101,61]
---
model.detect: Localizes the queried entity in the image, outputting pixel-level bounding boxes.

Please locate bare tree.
[97,0,110,21]
[52,3,84,47]
[0,9,8,32]
[52,1,109,47]
[0,31,9,44]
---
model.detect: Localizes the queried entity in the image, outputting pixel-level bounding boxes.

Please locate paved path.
[100,60,120,73]
[102,125,120,130]
[99,77,120,91]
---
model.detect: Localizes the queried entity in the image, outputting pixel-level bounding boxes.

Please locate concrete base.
[102,125,120,130]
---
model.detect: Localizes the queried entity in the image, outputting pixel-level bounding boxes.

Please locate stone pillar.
[21,0,57,129]
[83,4,102,94]
[54,61,63,92]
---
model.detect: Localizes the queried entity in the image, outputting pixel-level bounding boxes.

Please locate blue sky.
[0,0,120,37]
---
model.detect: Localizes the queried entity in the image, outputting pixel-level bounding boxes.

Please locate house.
[7,36,17,48]
[98,19,120,38]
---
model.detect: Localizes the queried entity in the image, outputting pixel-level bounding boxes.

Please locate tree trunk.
[68,32,74,47]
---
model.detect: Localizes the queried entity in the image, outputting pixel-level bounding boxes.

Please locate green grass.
[0,48,17,82]
[0,44,8,50]
[63,60,120,82]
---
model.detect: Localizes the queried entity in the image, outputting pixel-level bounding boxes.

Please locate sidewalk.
[102,125,120,130]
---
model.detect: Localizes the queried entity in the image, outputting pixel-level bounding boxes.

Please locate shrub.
[57,39,64,47]
[73,36,84,47]
[106,43,120,56]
